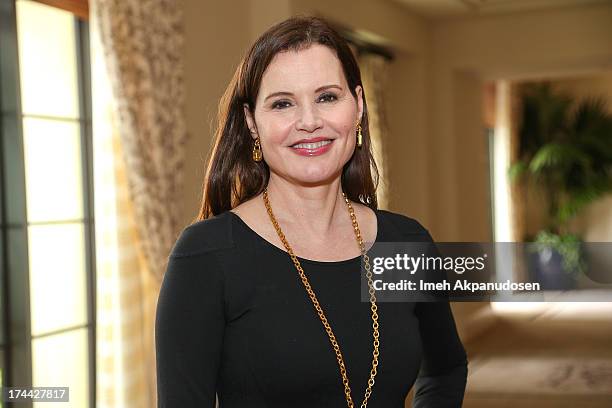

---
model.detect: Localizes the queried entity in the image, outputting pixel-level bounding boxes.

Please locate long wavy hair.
[194,15,380,222]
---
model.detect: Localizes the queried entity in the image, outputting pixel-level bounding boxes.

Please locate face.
[244,44,363,187]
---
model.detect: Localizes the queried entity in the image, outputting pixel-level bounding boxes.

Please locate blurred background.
[1,0,611,407]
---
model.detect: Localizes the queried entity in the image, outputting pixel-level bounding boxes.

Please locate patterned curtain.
[91,0,187,281]
[357,52,391,209]
[90,1,186,406]
[91,12,160,408]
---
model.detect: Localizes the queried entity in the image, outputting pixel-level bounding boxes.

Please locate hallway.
[462,302,612,407]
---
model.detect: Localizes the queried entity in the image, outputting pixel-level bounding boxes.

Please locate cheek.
[332,108,357,138]
[255,113,293,144]
[331,98,358,129]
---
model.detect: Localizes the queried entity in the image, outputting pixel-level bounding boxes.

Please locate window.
[0,1,94,407]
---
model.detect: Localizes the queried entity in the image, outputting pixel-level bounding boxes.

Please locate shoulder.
[169,211,236,258]
[376,208,435,240]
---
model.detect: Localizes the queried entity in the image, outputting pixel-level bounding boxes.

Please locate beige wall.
[182,0,250,225]
[430,3,612,242]
[426,4,612,343]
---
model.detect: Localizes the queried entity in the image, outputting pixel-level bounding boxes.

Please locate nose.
[296,103,323,132]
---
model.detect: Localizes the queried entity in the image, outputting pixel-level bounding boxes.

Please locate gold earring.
[252,137,263,162]
[356,122,363,148]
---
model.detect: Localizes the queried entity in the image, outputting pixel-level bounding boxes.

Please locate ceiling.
[390,0,611,19]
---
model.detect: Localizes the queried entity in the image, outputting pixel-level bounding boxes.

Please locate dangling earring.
[356,122,363,148]
[252,137,263,162]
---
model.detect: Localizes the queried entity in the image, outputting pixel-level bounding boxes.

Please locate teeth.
[292,140,332,149]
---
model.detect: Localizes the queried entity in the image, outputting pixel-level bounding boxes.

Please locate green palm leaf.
[508,160,528,182]
[514,82,612,235]
[528,142,591,174]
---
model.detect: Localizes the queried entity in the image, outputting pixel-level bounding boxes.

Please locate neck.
[264,174,350,237]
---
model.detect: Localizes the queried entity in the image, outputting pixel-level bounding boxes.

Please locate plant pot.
[527,246,578,290]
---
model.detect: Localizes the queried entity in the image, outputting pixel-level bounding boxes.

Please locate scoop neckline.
[228,208,380,266]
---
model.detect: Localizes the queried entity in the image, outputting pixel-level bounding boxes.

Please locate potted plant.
[509,82,612,289]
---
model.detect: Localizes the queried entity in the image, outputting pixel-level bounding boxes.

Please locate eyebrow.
[263,84,343,102]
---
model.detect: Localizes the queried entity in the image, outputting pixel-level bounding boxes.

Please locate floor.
[406,301,612,407]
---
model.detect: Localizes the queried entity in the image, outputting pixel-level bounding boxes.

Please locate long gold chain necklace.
[262,188,380,408]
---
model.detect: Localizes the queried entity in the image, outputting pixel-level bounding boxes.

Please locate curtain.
[91,14,159,407]
[91,0,187,281]
[358,52,391,209]
[91,0,187,406]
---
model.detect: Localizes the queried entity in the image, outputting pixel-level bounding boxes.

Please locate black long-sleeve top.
[155,208,468,407]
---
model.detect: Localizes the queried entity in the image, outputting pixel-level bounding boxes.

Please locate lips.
[290,139,334,156]
[291,139,333,149]
[290,137,332,147]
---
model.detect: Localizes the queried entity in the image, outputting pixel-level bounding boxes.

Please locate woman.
[156,15,468,408]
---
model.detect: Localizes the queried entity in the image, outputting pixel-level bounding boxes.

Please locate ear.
[243,103,258,139]
[355,85,364,123]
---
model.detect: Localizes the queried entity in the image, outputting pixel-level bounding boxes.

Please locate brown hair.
[194,15,379,222]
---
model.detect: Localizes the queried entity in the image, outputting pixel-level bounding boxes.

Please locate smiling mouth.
[291,139,333,149]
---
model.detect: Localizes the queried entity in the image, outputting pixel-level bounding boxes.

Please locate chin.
[290,169,341,187]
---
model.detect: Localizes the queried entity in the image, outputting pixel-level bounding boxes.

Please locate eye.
[318,92,338,103]
[271,100,292,110]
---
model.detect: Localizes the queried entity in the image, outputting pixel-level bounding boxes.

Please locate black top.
[155,208,468,408]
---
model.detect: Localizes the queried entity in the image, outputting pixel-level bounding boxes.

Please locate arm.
[155,229,226,407]
[412,230,468,407]
[412,301,468,408]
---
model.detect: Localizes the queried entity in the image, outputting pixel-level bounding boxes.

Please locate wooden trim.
[32,0,89,20]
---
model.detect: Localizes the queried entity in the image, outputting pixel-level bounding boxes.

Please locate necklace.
[262,188,380,408]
